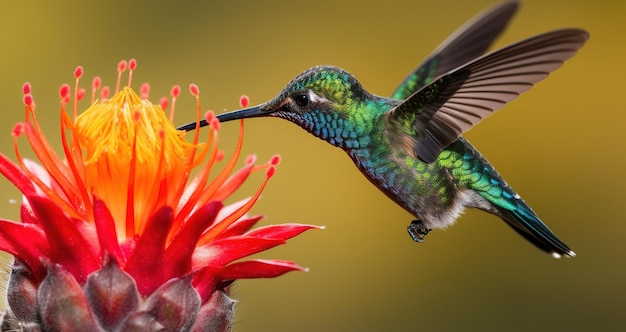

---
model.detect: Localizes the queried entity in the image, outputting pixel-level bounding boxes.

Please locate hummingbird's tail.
[448,138,574,258]
[495,202,575,258]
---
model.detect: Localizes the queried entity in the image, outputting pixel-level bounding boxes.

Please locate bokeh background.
[0,0,623,331]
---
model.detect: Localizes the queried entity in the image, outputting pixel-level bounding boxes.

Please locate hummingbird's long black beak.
[176,105,265,132]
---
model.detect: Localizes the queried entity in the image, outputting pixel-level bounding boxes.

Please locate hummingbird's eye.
[294,94,309,107]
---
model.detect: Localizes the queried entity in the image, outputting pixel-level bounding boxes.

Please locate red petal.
[219,259,307,280]
[191,267,219,303]
[164,202,222,279]
[28,195,100,283]
[193,236,285,268]
[20,201,41,226]
[246,223,322,241]
[125,206,173,296]
[21,124,82,208]
[93,198,124,265]
[216,215,263,239]
[0,153,36,196]
[0,219,48,278]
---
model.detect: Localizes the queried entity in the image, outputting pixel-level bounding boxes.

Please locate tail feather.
[449,139,574,258]
[496,204,575,258]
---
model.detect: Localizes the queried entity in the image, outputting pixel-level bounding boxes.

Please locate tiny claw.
[407,220,430,243]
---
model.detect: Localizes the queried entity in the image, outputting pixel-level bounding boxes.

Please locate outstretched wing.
[386,29,589,163]
[391,1,519,100]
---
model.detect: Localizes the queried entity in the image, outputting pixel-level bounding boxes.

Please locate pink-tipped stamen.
[11,123,25,138]
[159,97,169,111]
[22,82,31,95]
[270,154,281,166]
[128,58,137,88]
[23,94,33,107]
[140,83,150,100]
[72,67,83,119]
[169,85,180,122]
[101,86,110,100]
[91,76,102,103]
[189,84,199,97]
[77,88,86,101]
[240,95,250,108]
[115,60,128,93]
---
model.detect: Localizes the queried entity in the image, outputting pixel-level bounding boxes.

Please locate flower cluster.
[0,60,318,331]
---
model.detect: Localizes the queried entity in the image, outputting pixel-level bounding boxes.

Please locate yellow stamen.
[74,87,194,238]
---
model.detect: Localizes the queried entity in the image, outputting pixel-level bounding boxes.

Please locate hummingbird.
[178,2,588,258]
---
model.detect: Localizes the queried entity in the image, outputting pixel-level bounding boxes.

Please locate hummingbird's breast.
[347,134,490,230]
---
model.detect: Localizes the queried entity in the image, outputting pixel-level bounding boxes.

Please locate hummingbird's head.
[177,66,392,149]
[213,66,376,126]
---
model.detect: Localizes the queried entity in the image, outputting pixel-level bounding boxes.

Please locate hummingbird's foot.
[407,220,430,243]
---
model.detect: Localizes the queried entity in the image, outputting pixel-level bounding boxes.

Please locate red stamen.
[59,84,70,101]
[128,58,137,87]
[91,76,101,104]
[12,123,25,138]
[199,158,274,245]
[171,85,181,98]
[151,129,169,208]
[270,154,281,166]
[168,83,206,223]
[59,110,92,221]
[13,128,81,219]
[169,85,180,122]
[205,110,215,124]
[171,130,220,231]
[77,88,86,101]
[74,66,83,79]
[92,76,102,89]
[23,94,33,107]
[140,83,150,99]
[22,82,31,95]
[115,60,128,93]
[240,95,249,108]
[72,67,83,119]
[101,86,110,100]
[159,97,168,111]
[266,165,276,178]
[189,84,199,97]
[186,120,245,212]
[210,118,220,131]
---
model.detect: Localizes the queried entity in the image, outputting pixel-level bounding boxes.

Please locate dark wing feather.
[387,29,589,163]
[392,1,519,100]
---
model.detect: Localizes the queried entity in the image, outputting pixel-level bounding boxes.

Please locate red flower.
[0,60,319,331]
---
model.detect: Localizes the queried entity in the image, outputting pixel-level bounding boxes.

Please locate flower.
[0,59,319,331]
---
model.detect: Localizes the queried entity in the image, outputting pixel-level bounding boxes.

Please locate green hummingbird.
[178,2,588,258]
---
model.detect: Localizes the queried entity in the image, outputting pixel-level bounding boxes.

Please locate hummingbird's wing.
[391,1,519,100]
[386,29,588,163]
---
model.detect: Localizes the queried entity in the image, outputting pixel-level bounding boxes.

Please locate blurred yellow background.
[0,0,623,331]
